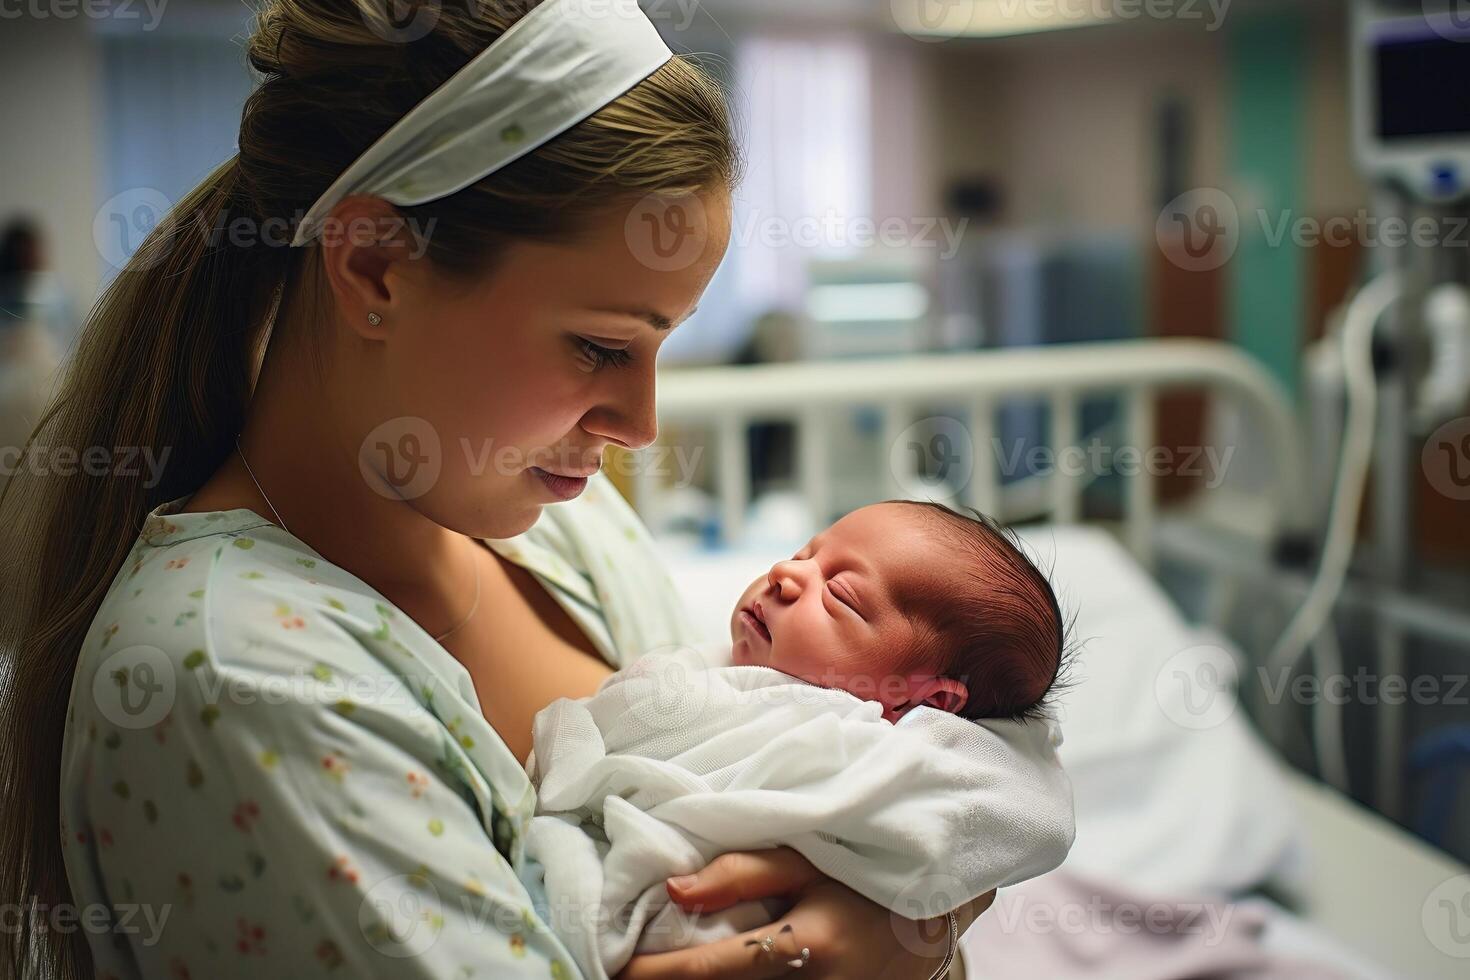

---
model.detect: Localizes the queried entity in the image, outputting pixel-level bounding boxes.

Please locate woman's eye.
[576,338,634,371]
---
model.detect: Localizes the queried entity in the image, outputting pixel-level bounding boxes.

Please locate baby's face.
[729,504,939,702]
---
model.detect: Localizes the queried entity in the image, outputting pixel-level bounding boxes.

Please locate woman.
[0,2,993,976]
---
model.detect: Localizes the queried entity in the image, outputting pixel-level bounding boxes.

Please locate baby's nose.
[767,562,805,599]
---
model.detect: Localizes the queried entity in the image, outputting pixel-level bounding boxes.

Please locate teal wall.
[1228,11,1309,396]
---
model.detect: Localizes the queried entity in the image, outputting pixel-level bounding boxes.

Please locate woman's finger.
[617,915,814,980]
[666,847,821,913]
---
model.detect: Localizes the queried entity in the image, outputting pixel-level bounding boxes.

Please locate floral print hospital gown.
[59,471,703,979]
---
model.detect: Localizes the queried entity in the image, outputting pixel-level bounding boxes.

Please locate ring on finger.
[744,923,810,969]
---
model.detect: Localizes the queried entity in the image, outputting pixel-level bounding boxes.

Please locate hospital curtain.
[732,32,875,319]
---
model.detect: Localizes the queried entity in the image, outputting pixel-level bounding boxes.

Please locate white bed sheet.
[652,524,1402,978]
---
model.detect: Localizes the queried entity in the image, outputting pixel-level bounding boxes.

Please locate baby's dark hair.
[885,500,1075,724]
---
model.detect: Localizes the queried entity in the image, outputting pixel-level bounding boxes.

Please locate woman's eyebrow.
[587,305,697,332]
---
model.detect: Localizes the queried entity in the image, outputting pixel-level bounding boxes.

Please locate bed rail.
[633,339,1307,559]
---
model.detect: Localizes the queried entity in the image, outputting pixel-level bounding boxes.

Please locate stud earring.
[367,312,383,326]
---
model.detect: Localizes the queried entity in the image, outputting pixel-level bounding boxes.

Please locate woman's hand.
[616,847,996,980]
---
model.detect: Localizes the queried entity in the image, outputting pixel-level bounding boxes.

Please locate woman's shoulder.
[96,503,387,651]
[73,500,457,738]
[59,507,573,979]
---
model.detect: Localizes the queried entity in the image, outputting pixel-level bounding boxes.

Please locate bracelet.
[925,910,958,980]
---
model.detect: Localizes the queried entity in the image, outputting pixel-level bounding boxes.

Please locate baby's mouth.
[741,601,772,644]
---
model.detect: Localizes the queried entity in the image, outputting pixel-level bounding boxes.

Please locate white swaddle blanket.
[521,641,1076,980]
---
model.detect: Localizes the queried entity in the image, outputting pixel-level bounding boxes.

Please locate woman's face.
[334,190,731,539]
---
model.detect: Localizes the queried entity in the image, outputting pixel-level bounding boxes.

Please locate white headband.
[290,0,673,247]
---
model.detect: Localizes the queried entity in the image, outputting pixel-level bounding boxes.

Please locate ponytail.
[0,154,285,978]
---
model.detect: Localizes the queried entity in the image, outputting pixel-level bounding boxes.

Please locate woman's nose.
[582,364,659,451]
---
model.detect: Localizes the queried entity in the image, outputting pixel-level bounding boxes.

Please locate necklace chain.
[234,435,481,643]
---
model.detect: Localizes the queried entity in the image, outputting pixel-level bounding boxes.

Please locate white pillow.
[1013,525,1303,895]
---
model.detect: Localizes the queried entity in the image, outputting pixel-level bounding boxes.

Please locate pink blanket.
[961,870,1347,980]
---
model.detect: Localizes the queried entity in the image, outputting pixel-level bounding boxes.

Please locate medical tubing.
[1264,272,1403,738]
[1311,628,1352,792]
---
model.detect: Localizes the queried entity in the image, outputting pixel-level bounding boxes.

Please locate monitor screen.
[1376,34,1470,141]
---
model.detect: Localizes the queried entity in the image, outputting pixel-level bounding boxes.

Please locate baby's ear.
[910,676,968,715]
[881,676,970,723]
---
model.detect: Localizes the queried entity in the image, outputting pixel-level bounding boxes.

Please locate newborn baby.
[730,499,1067,724]
[521,501,1074,980]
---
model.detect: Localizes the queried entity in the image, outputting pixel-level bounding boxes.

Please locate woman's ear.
[318,195,417,341]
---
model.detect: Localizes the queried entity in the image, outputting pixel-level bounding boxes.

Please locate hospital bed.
[631,339,1469,979]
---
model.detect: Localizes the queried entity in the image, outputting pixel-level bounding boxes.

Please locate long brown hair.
[0,2,739,975]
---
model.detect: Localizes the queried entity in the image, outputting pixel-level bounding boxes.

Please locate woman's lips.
[530,466,588,501]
